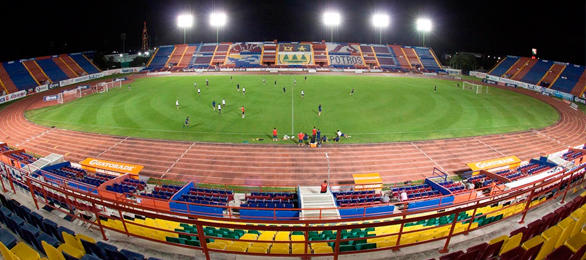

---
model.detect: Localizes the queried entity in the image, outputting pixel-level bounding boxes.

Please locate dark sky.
[2,0,584,65]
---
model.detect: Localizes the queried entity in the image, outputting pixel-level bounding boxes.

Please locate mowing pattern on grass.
[25,75,559,144]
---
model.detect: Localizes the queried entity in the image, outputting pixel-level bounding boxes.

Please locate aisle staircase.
[298,186,340,220]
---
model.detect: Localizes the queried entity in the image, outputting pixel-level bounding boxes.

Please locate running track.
[0,75,584,186]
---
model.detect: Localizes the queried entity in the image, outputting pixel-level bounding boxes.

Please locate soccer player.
[283,87,286,94]
[241,106,245,118]
[272,128,278,141]
[194,82,197,89]
[300,90,304,98]
[212,100,216,111]
[434,85,437,93]
[274,80,277,86]
[218,104,222,114]
[206,79,209,86]
[297,132,304,146]
[183,116,190,128]
[236,83,240,92]
[312,127,317,138]
[293,79,296,85]
[262,78,266,85]
[242,87,246,95]
[316,129,321,143]
[197,88,201,96]
[222,99,226,107]
[230,75,233,80]
[304,75,307,81]
[176,99,180,110]
[350,88,355,96]
[318,104,322,116]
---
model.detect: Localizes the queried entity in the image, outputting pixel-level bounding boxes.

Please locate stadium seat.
[43,240,66,260]
[11,241,41,260]
[535,226,562,260]
[247,246,268,254]
[500,232,522,255]
[0,228,18,249]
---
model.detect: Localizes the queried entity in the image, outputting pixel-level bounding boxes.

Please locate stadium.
[0,1,584,260]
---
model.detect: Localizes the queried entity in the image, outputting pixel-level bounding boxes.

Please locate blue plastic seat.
[35,231,60,254]
[18,223,39,247]
[6,214,25,234]
[120,249,145,260]
[0,206,12,224]
[80,254,101,260]
[41,219,60,241]
[0,228,18,249]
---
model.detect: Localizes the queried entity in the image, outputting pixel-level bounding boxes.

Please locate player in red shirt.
[312,127,317,138]
[320,180,328,193]
[272,128,278,141]
[298,132,305,146]
[241,106,245,118]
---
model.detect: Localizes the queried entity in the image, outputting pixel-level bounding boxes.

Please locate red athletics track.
[0,74,584,186]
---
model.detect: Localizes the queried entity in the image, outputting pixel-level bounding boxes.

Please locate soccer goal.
[58,88,81,104]
[462,81,488,94]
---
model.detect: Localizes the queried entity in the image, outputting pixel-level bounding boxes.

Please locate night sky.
[2,0,584,65]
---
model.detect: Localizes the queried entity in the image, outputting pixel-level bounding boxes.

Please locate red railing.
[0,161,583,259]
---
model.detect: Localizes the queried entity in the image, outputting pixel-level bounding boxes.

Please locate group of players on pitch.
[178,76,354,144]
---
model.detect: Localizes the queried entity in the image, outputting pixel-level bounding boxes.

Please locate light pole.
[177,14,194,44]
[416,18,432,46]
[371,13,390,44]
[322,11,341,42]
[325,152,330,186]
[210,12,227,44]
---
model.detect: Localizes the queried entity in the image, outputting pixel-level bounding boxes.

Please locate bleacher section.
[35,58,68,82]
[146,45,174,70]
[105,178,146,194]
[211,43,230,65]
[141,185,183,200]
[537,63,566,87]
[165,44,188,69]
[175,44,197,70]
[413,47,442,72]
[372,45,399,70]
[550,64,585,94]
[21,60,49,84]
[389,45,412,70]
[391,184,441,201]
[261,42,277,65]
[333,190,381,207]
[42,163,114,191]
[174,187,234,206]
[326,42,364,68]
[437,181,467,194]
[562,150,583,161]
[225,42,263,68]
[571,70,586,97]
[51,56,77,78]
[69,53,99,74]
[521,59,552,84]
[189,43,216,68]
[242,192,298,209]
[511,58,538,81]
[0,63,18,93]
[5,151,36,165]
[311,42,328,65]
[59,54,86,76]
[489,56,519,77]
[457,194,586,260]
[502,57,529,78]
[359,45,378,67]
[402,47,423,69]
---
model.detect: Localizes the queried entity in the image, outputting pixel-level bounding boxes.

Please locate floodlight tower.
[371,13,390,44]
[322,11,341,42]
[209,12,227,44]
[416,18,432,46]
[177,14,194,44]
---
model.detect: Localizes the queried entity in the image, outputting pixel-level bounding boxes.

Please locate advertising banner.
[43,94,59,102]
[79,158,143,177]
[35,85,49,93]
[328,55,364,66]
[48,82,60,89]
[278,43,313,65]
[467,156,521,172]
[8,90,26,101]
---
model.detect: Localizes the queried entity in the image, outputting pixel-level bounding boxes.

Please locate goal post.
[462,81,488,95]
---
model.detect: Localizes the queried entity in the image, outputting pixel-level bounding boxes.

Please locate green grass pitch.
[25,75,559,144]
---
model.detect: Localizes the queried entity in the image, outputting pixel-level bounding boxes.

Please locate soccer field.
[25,75,559,144]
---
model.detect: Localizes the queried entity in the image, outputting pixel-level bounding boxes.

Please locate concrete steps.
[299,186,339,220]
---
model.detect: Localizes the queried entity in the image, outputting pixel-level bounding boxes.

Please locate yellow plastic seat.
[564,230,586,253]
[11,242,41,260]
[522,235,544,251]
[42,241,65,260]
[239,233,258,241]
[269,246,289,254]
[251,242,271,249]
[570,208,586,237]
[0,241,17,260]
[61,231,85,254]
[536,225,562,260]
[291,235,305,241]
[314,246,333,254]
[207,241,227,250]
[291,246,306,254]
[225,244,247,252]
[500,233,522,255]
[555,217,576,249]
[248,246,268,254]
[310,242,329,249]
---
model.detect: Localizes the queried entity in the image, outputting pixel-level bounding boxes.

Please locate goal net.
[58,88,81,104]
[462,81,488,94]
[96,81,122,94]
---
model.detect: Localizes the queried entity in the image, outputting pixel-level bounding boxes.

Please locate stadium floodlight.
[209,11,227,44]
[177,14,194,44]
[371,13,390,44]
[145,51,149,56]
[416,17,432,46]
[322,11,341,41]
